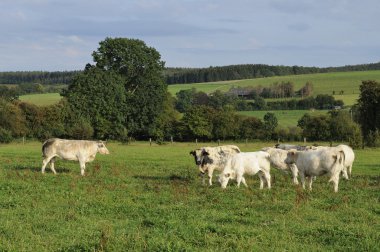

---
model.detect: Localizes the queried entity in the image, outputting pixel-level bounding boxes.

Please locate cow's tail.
[42,138,55,158]
[329,150,345,182]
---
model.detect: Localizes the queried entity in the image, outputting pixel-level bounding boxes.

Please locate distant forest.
[1,62,380,85]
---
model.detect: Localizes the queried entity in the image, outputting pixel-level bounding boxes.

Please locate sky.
[0,0,379,71]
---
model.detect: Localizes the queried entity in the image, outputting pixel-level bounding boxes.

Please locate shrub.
[0,127,13,143]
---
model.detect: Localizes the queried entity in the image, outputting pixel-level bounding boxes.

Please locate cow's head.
[189,149,203,166]
[285,150,297,164]
[190,148,212,174]
[97,141,110,155]
[218,172,232,188]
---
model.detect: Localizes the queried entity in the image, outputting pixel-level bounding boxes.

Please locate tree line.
[1,62,380,85]
[164,62,380,84]
[175,88,344,112]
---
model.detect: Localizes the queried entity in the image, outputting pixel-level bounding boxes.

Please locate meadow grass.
[0,141,379,251]
[237,110,328,127]
[19,93,62,106]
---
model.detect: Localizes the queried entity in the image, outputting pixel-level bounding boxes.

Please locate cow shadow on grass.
[133,174,192,182]
[11,165,71,174]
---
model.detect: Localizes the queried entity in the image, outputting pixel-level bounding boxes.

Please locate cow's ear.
[189,151,195,156]
[202,151,210,156]
[225,173,230,178]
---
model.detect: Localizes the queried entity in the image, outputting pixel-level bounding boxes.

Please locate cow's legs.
[236,174,247,188]
[49,157,57,174]
[79,160,86,176]
[42,156,55,174]
[307,176,313,190]
[348,165,352,178]
[329,173,340,192]
[258,171,265,189]
[289,164,299,185]
[207,168,214,186]
[263,171,271,189]
[299,173,306,189]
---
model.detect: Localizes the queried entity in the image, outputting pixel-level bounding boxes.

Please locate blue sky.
[1,0,379,71]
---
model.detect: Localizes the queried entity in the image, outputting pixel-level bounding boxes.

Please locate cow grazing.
[218,151,271,189]
[41,138,110,175]
[189,145,240,185]
[285,148,345,192]
[262,147,299,185]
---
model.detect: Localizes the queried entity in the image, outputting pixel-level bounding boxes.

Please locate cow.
[41,138,110,175]
[262,147,299,185]
[218,151,271,189]
[285,148,345,192]
[308,145,355,179]
[189,145,240,185]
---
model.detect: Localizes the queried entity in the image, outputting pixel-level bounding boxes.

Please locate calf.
[189,145,240,185]
[285,148,345,192]
[41,138,110,175]
[218,151,271,189]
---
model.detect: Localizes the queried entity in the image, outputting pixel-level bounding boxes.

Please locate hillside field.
[0,141,379,251]
[237,110,329,127]
[168,70,380,106]
[17,70,380,107]
[19,93,62,106]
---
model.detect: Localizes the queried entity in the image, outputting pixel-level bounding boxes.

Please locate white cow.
[41,138,110,175]
[262,147,299,185]
[307,145,355,179]
[285,148,345,192]
[190,145,240,185]
[218,151,271,189]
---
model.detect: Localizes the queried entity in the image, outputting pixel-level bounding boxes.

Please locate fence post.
[245,138,248,145]
[218,139,220,146]
[149,138,152,146]
[195,139,198,146]
[303,137,306,144]
[170,136,173,144]
[23,136,25,145]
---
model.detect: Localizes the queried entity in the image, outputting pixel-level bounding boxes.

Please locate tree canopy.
[63,37,167,139]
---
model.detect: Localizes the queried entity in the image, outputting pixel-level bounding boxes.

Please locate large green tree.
[94,38,167,137]
[64,38,167,139]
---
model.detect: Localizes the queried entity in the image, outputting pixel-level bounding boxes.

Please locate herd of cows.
[190,143,354,192]
[40,138,354,192]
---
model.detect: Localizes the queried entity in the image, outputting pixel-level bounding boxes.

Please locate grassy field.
[19,93,62,106]
[0,141,379,251]
[237,110,329,127]
[168,70,380,106]
[18,70,380,107]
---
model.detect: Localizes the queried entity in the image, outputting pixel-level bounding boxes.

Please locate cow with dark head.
[190,145,240,185]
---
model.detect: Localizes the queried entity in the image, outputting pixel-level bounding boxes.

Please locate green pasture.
[18,70,380,107]
[168,70,380,106]
[0,141,379,251]
[19,93,62,106]
[237,110,328,127]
